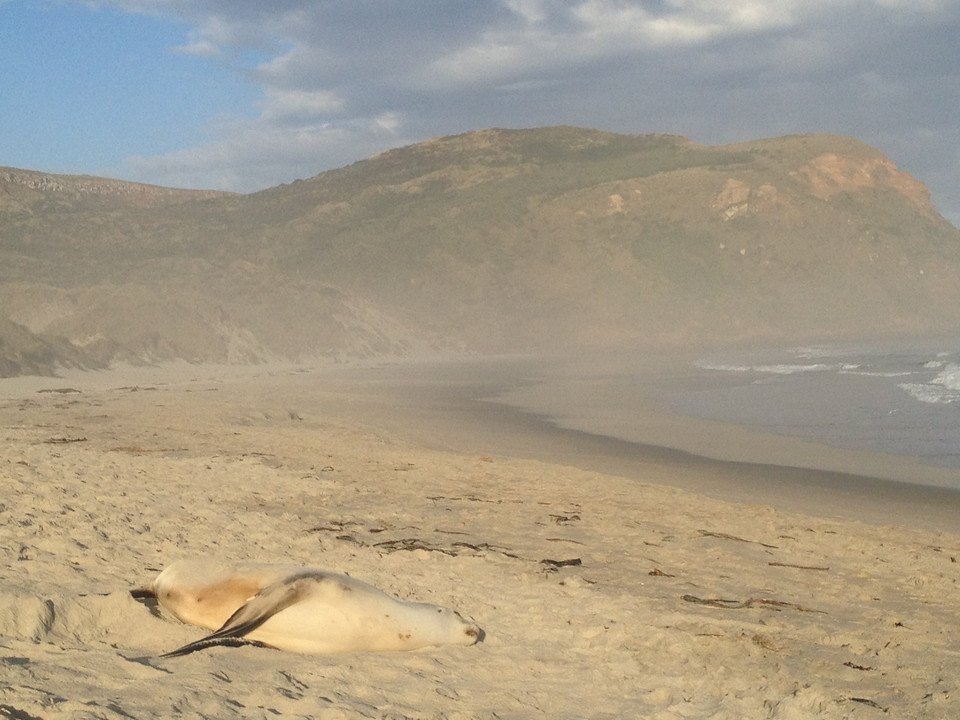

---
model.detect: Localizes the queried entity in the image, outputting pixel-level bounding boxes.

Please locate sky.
[2,1,959,224]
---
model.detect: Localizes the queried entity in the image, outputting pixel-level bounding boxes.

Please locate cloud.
[170,39,221,57]
[82,0,959,221]
[258,88,344,124]
[169,26,221,57]
[112,112,411,193]
[424,1,805,88]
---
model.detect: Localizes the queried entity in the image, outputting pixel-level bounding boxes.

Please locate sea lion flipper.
[159,577,315,657]
[160,636,269,658]
[212,577,314,636]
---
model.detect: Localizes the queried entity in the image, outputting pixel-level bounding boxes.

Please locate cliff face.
[0,317,99,377]
[794,153,932,208]
[2,128,959,376]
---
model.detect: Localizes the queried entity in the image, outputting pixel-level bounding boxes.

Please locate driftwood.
[110,446,181,453]
[697,530,778,549]
[849,697,888,712]
[681,595,826,614]
[545,537,585,545]
[540,558,582,568]
[768,562,830,571]
[374,538,457,555]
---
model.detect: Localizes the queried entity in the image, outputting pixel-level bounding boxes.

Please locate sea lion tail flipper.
[160,636,269,658]
[159,578,313,657]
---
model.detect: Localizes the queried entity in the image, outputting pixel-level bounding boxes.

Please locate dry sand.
[1,359,959,719]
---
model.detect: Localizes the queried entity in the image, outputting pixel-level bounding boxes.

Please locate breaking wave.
[899,363,960,404]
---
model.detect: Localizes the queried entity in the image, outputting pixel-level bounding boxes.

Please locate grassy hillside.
[2,127,959,375]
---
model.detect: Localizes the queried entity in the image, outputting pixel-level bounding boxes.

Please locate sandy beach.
[2,358,959,719]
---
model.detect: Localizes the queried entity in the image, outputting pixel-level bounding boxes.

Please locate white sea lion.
[142,558,482,657]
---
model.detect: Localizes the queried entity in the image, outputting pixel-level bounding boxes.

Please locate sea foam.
[696,361,838,375]
[899,363,960,404]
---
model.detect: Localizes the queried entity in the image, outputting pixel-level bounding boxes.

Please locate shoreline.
[303,357,960,534]
[2,354,959,533]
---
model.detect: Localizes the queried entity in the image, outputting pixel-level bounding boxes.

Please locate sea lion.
[142,558,482,657]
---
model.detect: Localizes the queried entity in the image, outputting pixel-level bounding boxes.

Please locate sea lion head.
[406,603,482,647]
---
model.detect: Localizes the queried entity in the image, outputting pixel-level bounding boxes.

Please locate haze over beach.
[3,1,960,718]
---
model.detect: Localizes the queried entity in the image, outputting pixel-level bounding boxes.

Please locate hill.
[2,127,959,375]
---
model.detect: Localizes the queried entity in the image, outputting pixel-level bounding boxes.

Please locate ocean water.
[681,340,960,470]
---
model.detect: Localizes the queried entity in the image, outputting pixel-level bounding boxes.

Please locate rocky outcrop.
[0,318,100,378]
[793,153,933,211]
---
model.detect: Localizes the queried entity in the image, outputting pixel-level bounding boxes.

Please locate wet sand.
[305,356,960,534]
